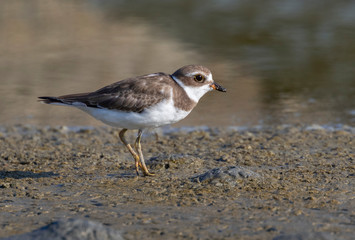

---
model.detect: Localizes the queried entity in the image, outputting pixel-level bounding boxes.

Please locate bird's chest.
[142,98,191,127]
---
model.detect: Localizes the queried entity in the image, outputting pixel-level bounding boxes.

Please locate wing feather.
[39,73,172,113]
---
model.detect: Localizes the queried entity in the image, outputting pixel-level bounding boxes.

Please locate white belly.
[77,98,191,129]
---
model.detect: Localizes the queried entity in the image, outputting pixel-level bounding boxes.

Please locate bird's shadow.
[0,171,59,179]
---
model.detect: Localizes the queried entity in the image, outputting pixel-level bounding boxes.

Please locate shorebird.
[39,65,226,176]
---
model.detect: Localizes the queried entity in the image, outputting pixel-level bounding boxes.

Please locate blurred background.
[0,0,354,127]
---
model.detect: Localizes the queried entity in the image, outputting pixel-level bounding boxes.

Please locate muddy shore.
[0,124,354,239]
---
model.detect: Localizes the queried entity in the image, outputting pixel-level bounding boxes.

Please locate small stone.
[0,183,11,188]
[191,166,261,186]
[4,218,124,240]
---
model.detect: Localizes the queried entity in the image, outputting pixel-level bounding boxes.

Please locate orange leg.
[134,130,154,176]
[119,128,143,176]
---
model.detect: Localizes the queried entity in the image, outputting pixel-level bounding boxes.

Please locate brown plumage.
[38,65,226,176]
[40,73,173,113]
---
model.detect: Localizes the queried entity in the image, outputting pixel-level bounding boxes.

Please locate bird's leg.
[135,129,154,176]
[119,128,143,176]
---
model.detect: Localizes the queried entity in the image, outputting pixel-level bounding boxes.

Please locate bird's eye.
[194,74,205,82]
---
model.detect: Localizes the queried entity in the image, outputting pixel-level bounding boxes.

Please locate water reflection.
[0,0,354,126]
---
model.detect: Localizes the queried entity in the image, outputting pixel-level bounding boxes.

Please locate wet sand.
[0,124,354,239]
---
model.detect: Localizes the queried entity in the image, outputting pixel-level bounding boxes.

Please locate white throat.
[172,75,213,103]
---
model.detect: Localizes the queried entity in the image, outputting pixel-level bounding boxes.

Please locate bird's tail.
[38,96,65,104]
[38,93,92,107]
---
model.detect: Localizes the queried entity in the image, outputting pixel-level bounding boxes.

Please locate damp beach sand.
[0,124,354,239]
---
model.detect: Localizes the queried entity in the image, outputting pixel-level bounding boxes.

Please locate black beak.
[211,82,227,92]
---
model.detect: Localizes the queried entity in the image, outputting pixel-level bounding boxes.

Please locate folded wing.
[39,73,171,113]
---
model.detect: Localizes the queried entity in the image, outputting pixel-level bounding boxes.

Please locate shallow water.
[0,0,354,127]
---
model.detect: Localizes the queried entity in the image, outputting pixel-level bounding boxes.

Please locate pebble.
[2,218,123,240]
[191,166,261,186]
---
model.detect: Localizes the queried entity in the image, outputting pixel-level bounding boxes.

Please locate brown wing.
[39,73,173,113]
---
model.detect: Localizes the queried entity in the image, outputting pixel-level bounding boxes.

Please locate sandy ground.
[0,124,354,239]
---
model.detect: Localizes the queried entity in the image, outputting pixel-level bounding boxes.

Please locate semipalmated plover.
[39,65,226,176]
